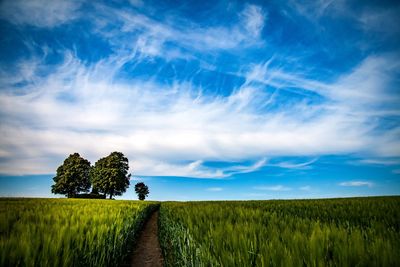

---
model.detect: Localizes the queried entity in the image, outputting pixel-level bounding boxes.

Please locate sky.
[0,0,399,200]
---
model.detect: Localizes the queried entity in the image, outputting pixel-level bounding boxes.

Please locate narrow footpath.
[129,210,164,267]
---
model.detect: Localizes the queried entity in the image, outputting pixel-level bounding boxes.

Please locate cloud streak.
[91,2,266,61]
[254,185,292,191]
[0,0,82,27]
[206,187,223,192]
[339,181,374,187]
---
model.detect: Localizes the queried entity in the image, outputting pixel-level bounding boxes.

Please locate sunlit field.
[159,197,400,266]
[1,197,399,266]
[0,198,158,267]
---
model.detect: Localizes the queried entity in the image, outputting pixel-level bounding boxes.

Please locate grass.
[2,197,399,266]
[159,197,400,267]
[0,198,158,267]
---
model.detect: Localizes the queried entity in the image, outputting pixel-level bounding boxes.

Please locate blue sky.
[0,0,399,200]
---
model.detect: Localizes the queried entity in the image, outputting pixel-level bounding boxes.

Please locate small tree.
[51,153,91,198]
[135,182,149,200]
[91,152,130,199]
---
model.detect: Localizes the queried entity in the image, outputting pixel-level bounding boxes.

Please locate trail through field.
[129,210,164,267]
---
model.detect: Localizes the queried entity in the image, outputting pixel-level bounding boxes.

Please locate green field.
[0,198,158,267]
[159,197,400,267]
[1,197,400,266]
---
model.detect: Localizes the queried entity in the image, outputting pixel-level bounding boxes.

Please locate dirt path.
[129,210,164,267]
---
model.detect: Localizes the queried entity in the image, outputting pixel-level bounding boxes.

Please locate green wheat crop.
[0,198,158,267]
[159,197,400,267]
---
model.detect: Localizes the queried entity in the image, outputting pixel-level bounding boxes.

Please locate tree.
[135,182,149,200]
[91,152,131,199]
[51,153,91,198]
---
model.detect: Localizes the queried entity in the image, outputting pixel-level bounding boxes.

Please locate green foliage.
[91,151,131,199]
[135,182,149,200]
[0,198,159,267]
[159,197,400,267]
[51,153,91,198]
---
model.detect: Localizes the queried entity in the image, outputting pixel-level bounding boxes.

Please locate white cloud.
[287,0,343,20]
[242,55,400,155]
[240,4,265,37]
[0,0,82,27]
[339,181,374,187]
[128,0,144,8]
[254,185,292,191]
[352,158,400,166]
[270,158,318,169]
[287,0,400,42]
[132,159,225,179]
[359,7,400,35]
[0,45,399,177]
[206,187,223,192]
[299,185,311,191]
[222,158,267,176]
[91,3,265,59]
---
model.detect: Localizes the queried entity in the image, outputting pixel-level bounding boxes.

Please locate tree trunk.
[109,189,114,199]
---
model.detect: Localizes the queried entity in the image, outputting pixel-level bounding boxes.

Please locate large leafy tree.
[51,153,91,198]
[91,151,131,199]
[134,182,149,200]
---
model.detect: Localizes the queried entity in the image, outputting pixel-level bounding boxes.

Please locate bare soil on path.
[128,210,164,267]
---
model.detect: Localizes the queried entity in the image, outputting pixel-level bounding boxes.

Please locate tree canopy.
[134,182,149,200]
[51,153,91,198]
[91,151,131,199]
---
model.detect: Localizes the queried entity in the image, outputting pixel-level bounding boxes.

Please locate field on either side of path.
[0,198,158,267]
[159,197,400,267]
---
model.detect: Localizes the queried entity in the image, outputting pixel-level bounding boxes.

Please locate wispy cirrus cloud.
[270,158,318,170]
[0,0,399,182]
[0,49,399,177]
[339,181,374,187]
[206,187,223,192]
[240,4,265,37]
[90,2,266,62]
[254,185,292,191]
[288,0,400,37]
[0,0,82,27]
[358,7,400,35]
[352,158,400,166]
[299,185,312,191]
